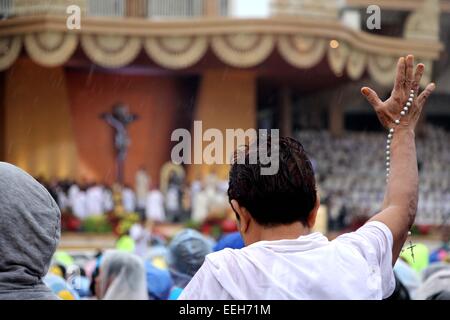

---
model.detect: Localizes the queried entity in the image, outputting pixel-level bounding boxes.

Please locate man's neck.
[249,222,310,244]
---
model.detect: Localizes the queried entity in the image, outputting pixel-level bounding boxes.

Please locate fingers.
[417,83,436,106]
[361,87,382,109]
[405,55,414,86]
[394,57,405,91]
[413,63,425,93]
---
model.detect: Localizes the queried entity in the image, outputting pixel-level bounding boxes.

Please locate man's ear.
[306,194,321,229]
[231,199,251,233]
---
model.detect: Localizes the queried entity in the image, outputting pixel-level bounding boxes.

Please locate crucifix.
[401,228,416,263]
[402,241,416,263]
[101,103,139,185]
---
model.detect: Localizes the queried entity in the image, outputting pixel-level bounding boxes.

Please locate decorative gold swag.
[0,32,433,87]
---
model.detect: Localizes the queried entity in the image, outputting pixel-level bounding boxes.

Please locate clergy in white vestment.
[135,167,150,210]
[68,183,80,211]
[145,188,165,222]
[102,187,114,212]
[122,186,136,213]
[86,184,104,216]
[191,189,209,223]
[190,179,202,212]
[72,189,88,220]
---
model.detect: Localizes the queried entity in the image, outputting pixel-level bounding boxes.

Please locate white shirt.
[179,221,395,300]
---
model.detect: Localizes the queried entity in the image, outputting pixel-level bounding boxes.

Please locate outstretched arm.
[361,55,435,265]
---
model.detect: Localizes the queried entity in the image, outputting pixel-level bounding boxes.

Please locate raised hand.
[360,55,435,131]
[361,55,436,265]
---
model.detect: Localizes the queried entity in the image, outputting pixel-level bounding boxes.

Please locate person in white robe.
[190,178,202,205]
[102,186,114,212]
[86,184,104,217]
[68,183,80,211]
[57,189,69,211]
[135,167,150,211]
[145,188,165,222]
[191,188,209,223]
[72,189,87,220]
[165,185,180,222]
[122,186,136,213]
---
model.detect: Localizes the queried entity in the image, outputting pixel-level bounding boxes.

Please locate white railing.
[218,0,228,16]
[270,0,343,19]
[0,0,233,19]
[0,0,13,18]
[2,0,86,17]
[148,0,203,18]
[229,0,270,18]
[87,0,125,17]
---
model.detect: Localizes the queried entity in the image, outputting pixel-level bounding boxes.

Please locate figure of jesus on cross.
[101,103,139,185]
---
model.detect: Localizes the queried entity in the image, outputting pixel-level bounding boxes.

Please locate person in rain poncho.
[95,250,148,300]
[393,258,420,299]
[43,273,80,300]
[179,56,436,300]
[213,232,245,252]
[415,266,450,300]
[0,162,61,300]
[421,262,450,283]
[145,261,173,300]
[168,229,212,293]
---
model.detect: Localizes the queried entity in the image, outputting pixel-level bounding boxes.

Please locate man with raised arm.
[179,55,435,300]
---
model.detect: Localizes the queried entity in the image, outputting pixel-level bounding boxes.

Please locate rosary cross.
[401,240,416,263]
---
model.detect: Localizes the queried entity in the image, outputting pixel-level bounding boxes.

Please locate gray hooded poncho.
[0,162,61,300]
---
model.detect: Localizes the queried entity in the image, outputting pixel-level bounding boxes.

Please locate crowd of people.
[42,226,450,300]
[37,169,230,226]
[43,229,245,300]
[298,124,450,229]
